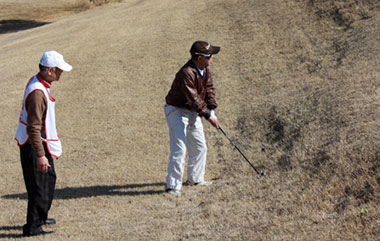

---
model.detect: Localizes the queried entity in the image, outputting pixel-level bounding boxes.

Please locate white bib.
[15,75,62,158]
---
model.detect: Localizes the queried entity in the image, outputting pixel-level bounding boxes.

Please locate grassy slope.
[0,0,379,240]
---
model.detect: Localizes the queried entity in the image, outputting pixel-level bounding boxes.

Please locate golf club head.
[259,171,266,176]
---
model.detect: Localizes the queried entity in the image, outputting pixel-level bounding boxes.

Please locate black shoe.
[23,226,53,237]
[44,218,56,225]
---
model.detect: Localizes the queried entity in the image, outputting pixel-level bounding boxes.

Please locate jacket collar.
[189,60,206,80]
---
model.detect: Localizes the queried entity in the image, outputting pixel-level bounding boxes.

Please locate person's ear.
[47,68,54,76]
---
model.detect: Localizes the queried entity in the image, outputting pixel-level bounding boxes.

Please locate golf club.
[218,127,265,176]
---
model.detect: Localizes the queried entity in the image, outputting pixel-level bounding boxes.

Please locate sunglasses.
[195,52,213,60]
[203,55,212,60]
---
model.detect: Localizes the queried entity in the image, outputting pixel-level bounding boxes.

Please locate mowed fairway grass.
[1,0,380,240]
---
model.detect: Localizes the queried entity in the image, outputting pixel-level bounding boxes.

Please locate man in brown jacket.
[164,41,220,196]
[15,51,72,236]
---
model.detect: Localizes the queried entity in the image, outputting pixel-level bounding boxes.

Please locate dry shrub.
[64,0,92,13]
[90,0,114,6]
[64,0,122,13]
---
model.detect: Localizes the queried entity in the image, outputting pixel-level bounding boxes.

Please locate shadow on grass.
[0,226,22,231]
[1,182,166,200]
[0,20,50,34]
[0,233,23,239]
[0,226,23,239]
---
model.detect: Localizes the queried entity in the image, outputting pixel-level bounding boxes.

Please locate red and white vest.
[15,75,62,158]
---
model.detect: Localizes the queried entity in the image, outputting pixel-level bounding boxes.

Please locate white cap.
[40,50,72,72]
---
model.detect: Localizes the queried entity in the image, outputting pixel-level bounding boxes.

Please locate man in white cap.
[15,51,72,237]
[164,41,221,196]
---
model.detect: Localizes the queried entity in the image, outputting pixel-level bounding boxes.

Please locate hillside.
[0,0,379,240]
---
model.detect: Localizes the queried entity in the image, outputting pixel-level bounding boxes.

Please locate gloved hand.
[208,110,219,129]
[210,110,217,120]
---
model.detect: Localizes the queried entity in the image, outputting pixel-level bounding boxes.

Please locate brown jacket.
[165,60,217,117]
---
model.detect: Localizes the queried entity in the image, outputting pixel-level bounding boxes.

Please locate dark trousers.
[20,143,56,232]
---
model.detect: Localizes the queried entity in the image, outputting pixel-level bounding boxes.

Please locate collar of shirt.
[198,68,205,77]
[36,74,51,89]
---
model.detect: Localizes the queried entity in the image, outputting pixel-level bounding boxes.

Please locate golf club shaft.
[218,127,261,175]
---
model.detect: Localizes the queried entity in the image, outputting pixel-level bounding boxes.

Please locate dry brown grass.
[0,0,379,240]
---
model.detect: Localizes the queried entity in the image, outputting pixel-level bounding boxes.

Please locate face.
[203,54,213,67]
[197,55,214,69]
[47,67,63,82]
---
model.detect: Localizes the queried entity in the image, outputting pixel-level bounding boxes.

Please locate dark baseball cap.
[190,41,221,57]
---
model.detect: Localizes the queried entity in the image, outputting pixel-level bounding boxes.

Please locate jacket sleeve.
[25,90,46,157]
[181,71,210,116]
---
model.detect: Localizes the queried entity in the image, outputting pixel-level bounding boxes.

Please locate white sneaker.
[185,180,213,186]
[165,188,181,196]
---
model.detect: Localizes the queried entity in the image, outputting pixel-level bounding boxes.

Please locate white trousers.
[164,104,207,191]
